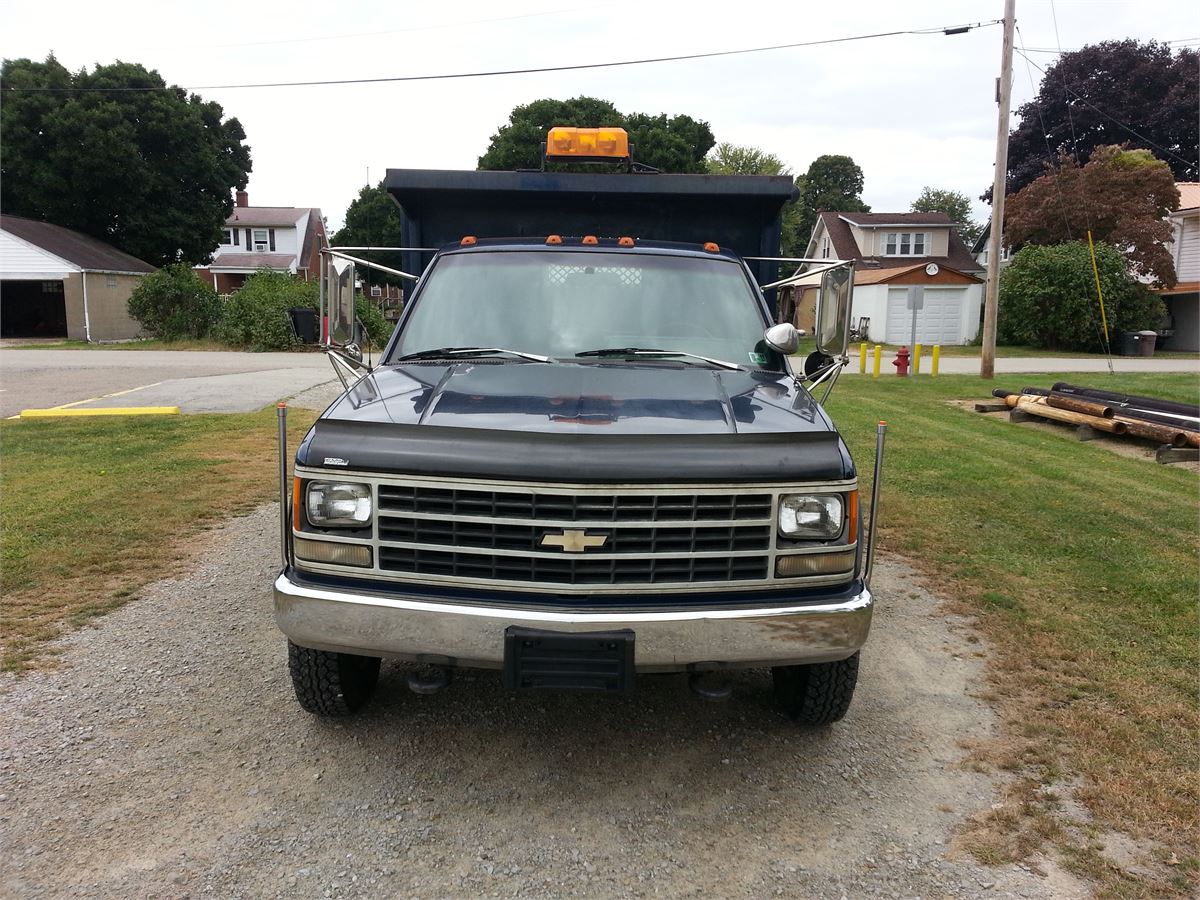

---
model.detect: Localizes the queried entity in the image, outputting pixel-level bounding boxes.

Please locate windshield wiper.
[394,346,552,363]
[575,347,744,371]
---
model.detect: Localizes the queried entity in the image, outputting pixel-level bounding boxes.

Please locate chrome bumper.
[274,573,873,672]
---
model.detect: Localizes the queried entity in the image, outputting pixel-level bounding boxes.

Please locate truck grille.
[374,484,773,589]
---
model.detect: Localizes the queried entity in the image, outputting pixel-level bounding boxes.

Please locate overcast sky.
[1,0,1194,231]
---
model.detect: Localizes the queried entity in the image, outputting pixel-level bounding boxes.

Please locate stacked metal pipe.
[991,384,1200,448]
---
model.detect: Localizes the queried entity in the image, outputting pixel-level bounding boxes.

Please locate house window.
[41,281,60,293]
[253,229,269,251]
[821,237,831,259]
[106,274,118,288]
[219,230,232,246]
[883,232,931,256]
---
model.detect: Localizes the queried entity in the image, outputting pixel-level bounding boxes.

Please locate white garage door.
[884,287,967,344]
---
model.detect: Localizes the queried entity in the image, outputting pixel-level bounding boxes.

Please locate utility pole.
[981,0,1016,379]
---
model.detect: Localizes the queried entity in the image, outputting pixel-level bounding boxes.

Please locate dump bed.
[384,168,798,309]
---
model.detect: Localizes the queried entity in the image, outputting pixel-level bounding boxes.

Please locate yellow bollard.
[872,344,882,378]
[931,345,940,377]
[859,342,867,374]
[913,343,922,376]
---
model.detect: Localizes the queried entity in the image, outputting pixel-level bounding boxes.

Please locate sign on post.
[906,285,924,348]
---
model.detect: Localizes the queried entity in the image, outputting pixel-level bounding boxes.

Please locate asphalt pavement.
[0,349,337,418]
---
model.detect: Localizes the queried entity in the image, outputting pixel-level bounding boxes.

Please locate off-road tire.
[772,652,860,726]
[287,641,381,716]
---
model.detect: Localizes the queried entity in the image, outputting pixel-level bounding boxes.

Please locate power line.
[3,20,1002,93]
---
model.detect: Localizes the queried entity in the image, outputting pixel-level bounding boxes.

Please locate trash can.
[289,307,318,344]
[1118,331,1142,357]
[1137,330,1157,357]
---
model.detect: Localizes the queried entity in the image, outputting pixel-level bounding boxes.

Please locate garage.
[0,279,68,338]
[885,287,969,344]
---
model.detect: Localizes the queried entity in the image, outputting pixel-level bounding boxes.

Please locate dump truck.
[272,128,885,724]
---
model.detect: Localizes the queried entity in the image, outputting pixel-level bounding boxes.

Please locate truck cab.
[274,147,881,725]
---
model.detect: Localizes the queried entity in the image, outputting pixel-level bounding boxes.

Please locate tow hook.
[407,665,453,695]
[687,664,732,702]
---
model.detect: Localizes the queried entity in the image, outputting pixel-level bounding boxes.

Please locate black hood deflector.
[298,420,853,483]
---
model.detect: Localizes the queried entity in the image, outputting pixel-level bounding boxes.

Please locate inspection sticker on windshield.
[748,351,768,366]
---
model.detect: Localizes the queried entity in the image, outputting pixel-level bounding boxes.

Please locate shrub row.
[127,267,394,351]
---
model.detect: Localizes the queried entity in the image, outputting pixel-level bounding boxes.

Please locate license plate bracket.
[503,627,635,694]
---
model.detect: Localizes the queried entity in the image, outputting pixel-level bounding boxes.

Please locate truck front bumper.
[273,572,873,672]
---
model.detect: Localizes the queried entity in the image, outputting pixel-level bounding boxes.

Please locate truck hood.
[321,361,832,435]
[296,361,855,483]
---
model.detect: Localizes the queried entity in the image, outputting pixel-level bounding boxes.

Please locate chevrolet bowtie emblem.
[541,529,608,553]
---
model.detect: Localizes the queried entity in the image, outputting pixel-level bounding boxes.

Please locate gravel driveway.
[0,507,1086,899]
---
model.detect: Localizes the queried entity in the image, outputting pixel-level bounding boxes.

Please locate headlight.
[778,494,843,539]
[306,482,372,527]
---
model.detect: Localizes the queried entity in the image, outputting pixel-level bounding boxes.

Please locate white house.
[195,190,326,293]
[804,211,985,345]
[1157,182,1199,352]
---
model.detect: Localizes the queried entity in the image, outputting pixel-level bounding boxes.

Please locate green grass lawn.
[826,373,1198,896]
[849,342,1199,360]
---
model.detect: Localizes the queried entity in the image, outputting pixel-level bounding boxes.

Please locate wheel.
[287,641,381,716]
[772,652,860,725]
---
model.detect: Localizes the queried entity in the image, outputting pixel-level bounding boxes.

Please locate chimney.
[235,190,249,208]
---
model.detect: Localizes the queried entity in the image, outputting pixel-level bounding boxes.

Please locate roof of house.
[225,207,313,227]
[1175,182,1200,212]
[837,212,957,228]
[816,210,984,273]
[206,252,297,271]
[0,215,156,273]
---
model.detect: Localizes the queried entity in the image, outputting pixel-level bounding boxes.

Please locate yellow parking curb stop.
[19,407,181,418]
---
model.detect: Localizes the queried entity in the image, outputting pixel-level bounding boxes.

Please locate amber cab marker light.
[582,235,599,245]
[703,241,720,253]
[545,234,563,245]
[292,477,302,531]
[460,235,477,246]
[618,236,635,247]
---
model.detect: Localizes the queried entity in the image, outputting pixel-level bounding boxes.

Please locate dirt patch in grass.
[0,408,316,672]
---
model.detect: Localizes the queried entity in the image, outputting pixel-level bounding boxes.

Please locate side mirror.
[328,256,356,347]
[816,263,854,358]
[764,323,803,354]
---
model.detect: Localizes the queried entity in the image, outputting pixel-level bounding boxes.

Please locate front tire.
[287,641,381,716]
[772,652,860,725]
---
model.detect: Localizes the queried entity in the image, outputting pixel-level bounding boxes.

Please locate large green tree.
[795,155,870,249]
[706,142,805,257]
[1,56,251,266]
[1004,146,1180,286]
[331,182,406,285]
[477,96,714,173]
[910,187,982,245]
[990,40,1197,201]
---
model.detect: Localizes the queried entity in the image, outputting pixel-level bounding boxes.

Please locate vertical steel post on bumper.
[277,402,291,568]
[864,421,887,587]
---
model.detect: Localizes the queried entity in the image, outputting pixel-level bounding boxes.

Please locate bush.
[126,264,221,340]
[214,270,318,351]
[355,297,393,349]
[998,241,1166,351]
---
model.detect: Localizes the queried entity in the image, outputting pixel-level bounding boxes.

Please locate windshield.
[389,250,773,368]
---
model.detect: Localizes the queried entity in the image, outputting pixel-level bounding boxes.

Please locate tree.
[126,264,221,340]
[795,155,870,250]
[998,241,1164,351]
[706,143,805,257]
[707,143,789,176]
[911,187,982,246]
[1004,145,1180,286]
[993,40,1197,200]
[331,182,406,286]
[1,56,252,266]
[477,96,713,173]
